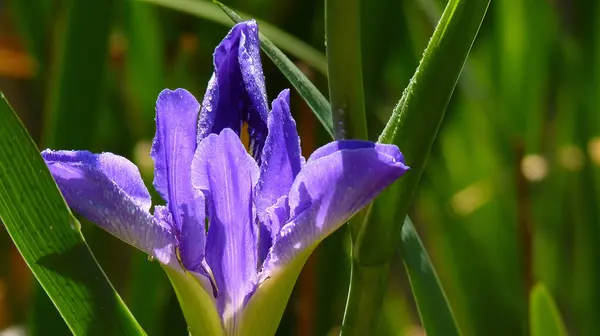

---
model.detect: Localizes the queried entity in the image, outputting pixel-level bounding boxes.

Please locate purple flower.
[41,21,408,334]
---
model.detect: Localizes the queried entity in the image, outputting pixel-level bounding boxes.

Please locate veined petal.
[41,150,177,267]
[262,142,409,276]
[151,88,205,272]
[191,129,260,333]
[197,20,269,160]
[255,89,304,263]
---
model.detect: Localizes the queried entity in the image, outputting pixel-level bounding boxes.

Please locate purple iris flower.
[41,21,408,334]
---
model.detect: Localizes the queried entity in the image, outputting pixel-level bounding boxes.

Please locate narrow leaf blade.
[0,94,145,335]
[530,283,568,336]
[325,0,367,140]
[400,217,461,336]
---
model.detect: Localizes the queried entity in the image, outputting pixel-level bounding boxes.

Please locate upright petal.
[151,88,205,272]
[191,129,260,333]
[197,20,269,160]
[254,89,304,262]
[41,150,177,267]
[262,142,409,275]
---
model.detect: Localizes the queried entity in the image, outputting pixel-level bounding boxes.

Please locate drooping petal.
[191,129,260,333]
[41,150,177,267]
[261,142,409,275]
[254,89,304,263]
[197,20,269,160]
[151,88,205,272]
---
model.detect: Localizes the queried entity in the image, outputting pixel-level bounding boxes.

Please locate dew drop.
[147,255,155,262]
[70,217,82,231]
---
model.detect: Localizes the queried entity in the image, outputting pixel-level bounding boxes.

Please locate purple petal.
[197,20,269,160]
[151,88,205,272]
[307,140,405,163]
[41,150,177,266]
[254,89,304,263]
[261,143,409,275]
[191,129,260,332]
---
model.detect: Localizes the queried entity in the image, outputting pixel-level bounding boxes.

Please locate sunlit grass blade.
[325,0,366,140]
[399,217,461,336]
[138,0,327,76]
[530,283,567,336]
[0,94,145,335]
[215,1,334,139]
[342,0,491,333]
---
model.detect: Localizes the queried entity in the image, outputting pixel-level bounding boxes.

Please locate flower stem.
[325,0,367,141]
[341,0,491,333]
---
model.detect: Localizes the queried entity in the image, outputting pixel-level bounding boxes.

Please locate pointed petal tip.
[275,88,291,102]
[233,19,259,34]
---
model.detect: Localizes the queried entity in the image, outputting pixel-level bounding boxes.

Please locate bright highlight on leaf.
[530,283,568,336]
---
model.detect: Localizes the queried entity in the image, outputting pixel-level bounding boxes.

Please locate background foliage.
[0,0,594,334]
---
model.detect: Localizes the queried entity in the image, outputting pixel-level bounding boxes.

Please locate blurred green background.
[0,0,596,335]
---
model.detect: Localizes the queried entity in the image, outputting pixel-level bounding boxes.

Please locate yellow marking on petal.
[175,247,187,272]
[241,122,250,151]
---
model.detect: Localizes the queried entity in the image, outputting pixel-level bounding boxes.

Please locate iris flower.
[42,21,408,335]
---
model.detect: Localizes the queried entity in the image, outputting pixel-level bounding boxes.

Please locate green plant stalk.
[325,0,367,140]
[341,0,490,334]
[325,0,369,242]
[43,0,116,149]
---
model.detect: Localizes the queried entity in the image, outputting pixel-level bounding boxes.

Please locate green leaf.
[325,0,367,140]
[238,248,313,336]
[212,1,335,139]
[44,0,116,150]
[0,93,145,335]
[342,0,490,333]
[163,267,223,336]
[399,217,461,336]
[138,0,327,75]
[530,283,568,336]
[124,0,166,135]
